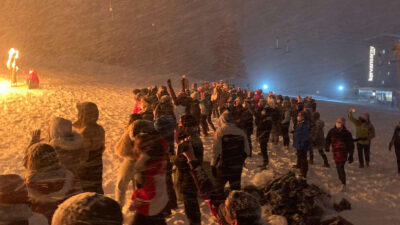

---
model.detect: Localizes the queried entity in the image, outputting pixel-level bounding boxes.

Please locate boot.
[309,150,314,165]
[322,155,330,167]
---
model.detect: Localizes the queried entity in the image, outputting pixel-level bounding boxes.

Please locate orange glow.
[6,48,19,70]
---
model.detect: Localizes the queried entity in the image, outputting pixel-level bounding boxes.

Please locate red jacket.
[26,71,40,85]
[325,126,354,162]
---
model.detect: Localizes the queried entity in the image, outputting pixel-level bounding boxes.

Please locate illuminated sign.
[368,46,375,82]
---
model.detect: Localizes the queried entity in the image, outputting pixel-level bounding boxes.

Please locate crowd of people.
[3,74,399,225]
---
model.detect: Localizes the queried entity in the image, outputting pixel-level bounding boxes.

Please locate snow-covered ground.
[0,69,399,225]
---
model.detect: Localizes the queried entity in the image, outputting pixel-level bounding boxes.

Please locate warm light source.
[7,48,19,71]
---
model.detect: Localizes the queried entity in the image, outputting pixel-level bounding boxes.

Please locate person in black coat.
[256,104,273,168]
[389,122,400,174]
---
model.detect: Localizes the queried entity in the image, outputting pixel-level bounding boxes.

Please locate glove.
[325,148,330,152]
[211,166,217,177]
[348,155,354,164]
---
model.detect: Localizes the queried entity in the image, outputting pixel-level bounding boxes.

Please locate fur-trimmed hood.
[49,117,83,151]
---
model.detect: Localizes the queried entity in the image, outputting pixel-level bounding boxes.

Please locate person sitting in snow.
[0,174,49,225]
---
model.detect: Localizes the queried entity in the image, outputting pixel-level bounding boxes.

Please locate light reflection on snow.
[0,78,43,98]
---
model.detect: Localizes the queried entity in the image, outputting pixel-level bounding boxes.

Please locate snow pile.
[250,169,275,188]
[259,171,349,225]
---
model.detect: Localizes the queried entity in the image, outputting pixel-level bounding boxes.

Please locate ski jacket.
[293,121,311,150]
[325,126,354,162]
[348,112,375,145]
[132,153,168,216]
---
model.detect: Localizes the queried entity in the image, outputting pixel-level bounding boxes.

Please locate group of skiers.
[2,75,400,225]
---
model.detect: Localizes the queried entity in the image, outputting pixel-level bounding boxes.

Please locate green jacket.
[348,112,375,145]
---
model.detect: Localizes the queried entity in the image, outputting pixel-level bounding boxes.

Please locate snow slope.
[0,69,400,225]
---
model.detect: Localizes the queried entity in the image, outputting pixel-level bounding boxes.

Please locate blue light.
[263,84,268,90]
[338,85,344,91]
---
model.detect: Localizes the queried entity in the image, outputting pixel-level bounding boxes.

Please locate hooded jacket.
[48,117,83,177]
[25,144,81,222]
[348,112,375,145]
[389,124,400,150]
[212,112,250,167]
[73,102,105,194]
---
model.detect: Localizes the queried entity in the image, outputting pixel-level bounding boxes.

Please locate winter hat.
[0,174,28,204]
[225,190,261,223]
[73,102,99,128]
[26,143,59,171]
[52,192,123,225]
[129,119,157,141]
[219,111,235,125]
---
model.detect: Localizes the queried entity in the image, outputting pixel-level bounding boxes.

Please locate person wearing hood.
[73,102,105,194]
[212,111,250,205]
[167,79,194,121]
[23,117,84,180]
[293,111,311,178]
[24,143,82,222]
[114,118,157,207]
[52,192,123,225]
[0,174,48,225]
[311,112,330,167]
[129,133,169,225]
[326,118,355,192]
[348,108,375,168]
[389,122,400,174]
[175,115,204,225]
[47,117,84,178]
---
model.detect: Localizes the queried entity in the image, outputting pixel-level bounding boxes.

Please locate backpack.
[220,134,246,169]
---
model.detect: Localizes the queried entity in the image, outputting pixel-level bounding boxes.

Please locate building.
[357,34,400,104]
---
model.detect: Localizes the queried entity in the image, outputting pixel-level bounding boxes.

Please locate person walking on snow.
[348,108,375,168]
[325,118,355,192]
[310,112,330,167]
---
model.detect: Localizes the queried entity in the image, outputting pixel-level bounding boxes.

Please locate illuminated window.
[382,49,386,55]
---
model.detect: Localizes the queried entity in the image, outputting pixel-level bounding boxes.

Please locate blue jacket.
[293,121,311,150]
